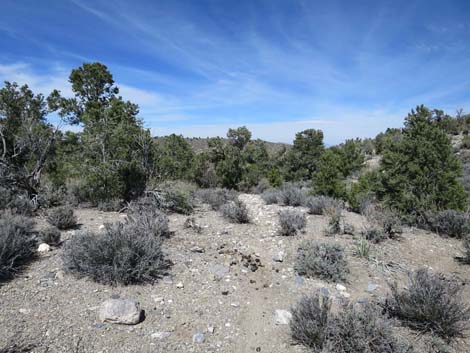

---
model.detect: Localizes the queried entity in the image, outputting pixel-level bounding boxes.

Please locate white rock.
[340,291,351,298]
[336,284,347,291]
[98,299,142,325]
[176,282,184,288]
[274,309,292,325]
[98,224,105,230]
[37,243,51,253]
[192,332,205,343]
[151,331,171,340]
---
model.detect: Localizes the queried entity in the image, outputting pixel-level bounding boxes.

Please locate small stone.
[190,246,205,253]
[192,332,205,343]
[94,323,105,329]
[367,283,379,292]
[99,224,105,230]
[151,331,171,340]
[295,276,305,286]
[230,302,240,307]
[19,308,30,314]
[208,326,215,334]
[320,287,330,297]
[176,282,184,289]
[163,276,173,284]
[209,264,230,280]
[272,252,284,262]
[339,291,351,299]
[274,309,292,325]
[336,284,346,291]
[98,299,142,325]
[54,270,65,280]
[37,243,51,253]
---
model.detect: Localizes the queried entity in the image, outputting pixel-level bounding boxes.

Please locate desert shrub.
[324,303,412,353]
[261,189,281,204]
[385,268,470,342]
[325,208,342,235]
[291,294,410,353]
[353,237,371,258]
[46,206,77,230]
[278,209,306,236]
[278,184,308,206]
[126,207,171,239]
[0,187,34,216]
[428,210,470,238]
[461,135,470,149]
[295,241,349,282]
[97,199,123,212]
[306,196,343,215]
[362,226,387,243]
[183,217,202,233]
[195,188,238,210]
[290,293,331,350]
[0,211,37,281]
[39,226,61,246]
[252,178,270,194]
[130,189,194,215]
[63,221,169,285]
[220,199,250,223]
[463,236,470,264]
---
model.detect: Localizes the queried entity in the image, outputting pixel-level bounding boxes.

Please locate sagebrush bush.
[63,221,169,285]
[366,208,402,238]
[261,189,281,204]
[306,196,342,215]
[0,187,34,216]
[278,184,308,207]
[46,206,77,230]
[324,303,413,353]
[428,210,470,238]
[133,189,194,215]
[385,268,470,342]
[97,199,123,212]
[290,293,330,350]
[126,207,171,239]
[0,211,37,281]
[291,294,411,353]
[362,226,387,243]
[220,199,250,223]
[463,236,470,264]
[195,188,237,210]
[295,241,349,282]
[325,208,342,235]
[39,226,61,246]
[278,209,306,236]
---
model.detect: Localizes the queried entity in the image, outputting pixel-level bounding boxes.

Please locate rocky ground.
[1,194,470,353]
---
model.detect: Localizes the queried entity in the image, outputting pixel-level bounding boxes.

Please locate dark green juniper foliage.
[379,106,466,217]
[295,241,349,282]
[385,268,470,342]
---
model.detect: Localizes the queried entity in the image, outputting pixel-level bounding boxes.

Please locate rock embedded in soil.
[37,243,51,253]
[98,299,143,325]
[274,309,292,325]
[192,332,205,343]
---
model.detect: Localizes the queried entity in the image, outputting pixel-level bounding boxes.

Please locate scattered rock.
[98,224,105,230]
[294,276,305,286]
[336,284,346,291]
[190,246,205,253]
[339,291,351,299]
[176,282,184,289]
[274,309,292,325]
[367,283,379,292]
[320,287,330,297]
[98,299,142,325]
[19,308,30,314]
[54,270,65,280]
[192,332,205,343]
[272,252,284,262]
[37,243,51,253]
[151,331,171,340]
[209,264,230,280]
[208,326,215,334]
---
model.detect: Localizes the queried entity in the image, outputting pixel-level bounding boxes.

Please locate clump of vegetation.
[0,187,34,216]
[195,188,238,210]
[385,268,470,342]
[362,226,387,243]
[278,209,306,236]
[290,293,330,350]
[291,293,411,353]
[126,207,171,239]
[0,211,37,281]
[63,221,169,285]
[324,208,354,236]
[324,303,413,353]
[295,241,349,282]
[461,135,470,149]
[261,189,281,204]
[278,184,308,206]
[306,195,342,215]
[428,210,470,238]
[353,237,371,259]
[97,199,123,212]
[220,199,250,224]
[39,226,61,246]
[183,217,203,233]
[46,206,77,230]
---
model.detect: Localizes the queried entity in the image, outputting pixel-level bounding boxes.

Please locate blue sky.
[1,0,470,144]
